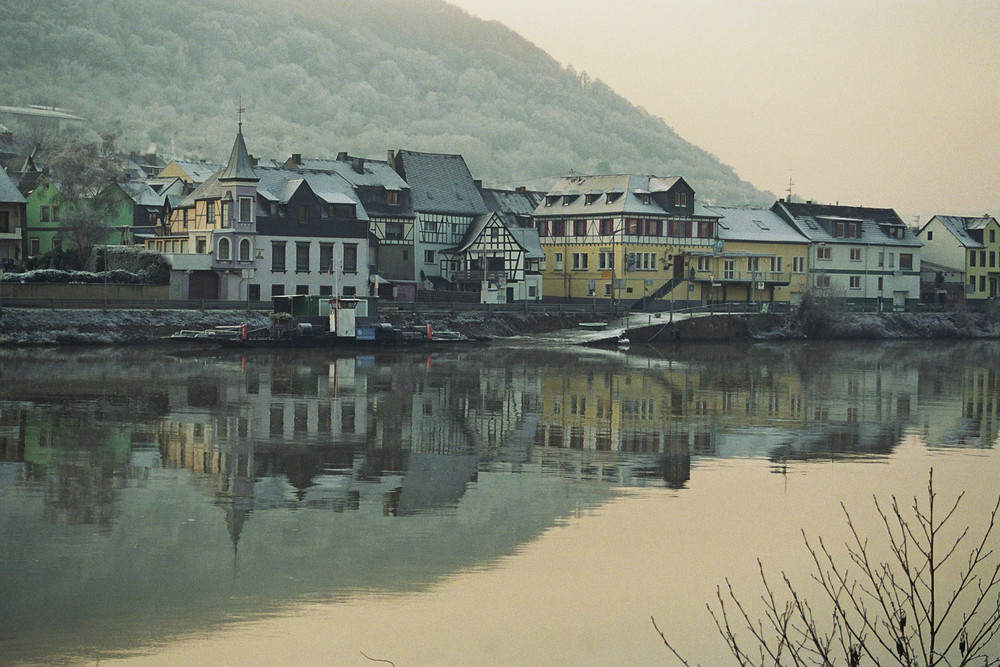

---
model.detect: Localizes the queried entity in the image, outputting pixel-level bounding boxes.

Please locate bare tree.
[46,130,125,256]
[655,470,1000,665]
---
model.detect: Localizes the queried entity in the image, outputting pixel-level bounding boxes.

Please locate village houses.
[13,112,1000,314]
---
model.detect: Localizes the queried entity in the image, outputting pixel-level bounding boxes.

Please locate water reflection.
[0,341,998,663]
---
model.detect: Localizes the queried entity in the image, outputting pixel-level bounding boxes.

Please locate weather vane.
[237,96,245,129]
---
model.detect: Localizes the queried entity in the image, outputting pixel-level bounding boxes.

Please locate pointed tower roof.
[218,125,258,183]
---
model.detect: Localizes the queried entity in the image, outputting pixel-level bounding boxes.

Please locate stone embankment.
[0,306,996,346]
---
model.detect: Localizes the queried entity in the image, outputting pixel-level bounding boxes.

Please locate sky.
[447,0,999,224]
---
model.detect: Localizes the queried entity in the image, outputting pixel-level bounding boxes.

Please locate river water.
[1,340,998,665]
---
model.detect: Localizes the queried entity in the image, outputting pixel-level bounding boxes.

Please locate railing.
[691,270,791,285]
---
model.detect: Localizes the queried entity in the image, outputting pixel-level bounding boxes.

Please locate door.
[188,271,219,300]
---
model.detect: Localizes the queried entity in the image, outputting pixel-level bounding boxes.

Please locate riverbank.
[0,306,996,346]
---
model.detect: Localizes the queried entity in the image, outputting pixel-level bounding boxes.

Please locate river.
[1,340,998,665]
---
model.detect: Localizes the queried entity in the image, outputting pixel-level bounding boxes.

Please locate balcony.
[0,226,21,240]
[691,269,791,286]
[450,270,507,284]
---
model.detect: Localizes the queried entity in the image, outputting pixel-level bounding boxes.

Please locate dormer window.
[386,190,399,206]
[674,192,687,207]
[545,195,560,207]
[638,193,651,205]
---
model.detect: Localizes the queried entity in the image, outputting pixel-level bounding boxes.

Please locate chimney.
[337,151,348,161]
[291,153,302,165]
[249,155,259,167]
[474,179,483,188]
[516,186,526,192]
[352,157,364,174]
[387,149,395,164]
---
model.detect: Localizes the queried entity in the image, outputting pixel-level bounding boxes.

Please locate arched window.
[217,237,231,261]
[239,238,252,261]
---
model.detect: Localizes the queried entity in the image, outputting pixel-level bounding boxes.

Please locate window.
[299,205,308,224]
[220,202,229,227]
[51,206,59,222]
[697,256,711,272]
[248,284,260,301]
[771,256,783,272]
[553,252,564,270]
[970,251,976,267]
[970,276,977,289]
[674,192,687,207]
[850,248,861,261]
[848,223,858,238]
[878,277,884,291]
[294,242,309,273]
[217,237,231,261]
[319,243,334,273]
[183,208,189,228]
[600,219,613,236]
[206,203,215,225]
[981,250,987,266]
[40,206,49,222]
[878,252,885,267]
[571,252,588,270]
[991,252,996,268]
[724,259,735,279]
[849,276,861,289]
[981,276,987,292]
[625,219,639,235]
[991,229,996,243]
[52,238,61,252]
[343,244,358,273]
[793,256,805,273]
[926,230,934,241]
[552,220,565,237]
[636,252,657,270]
[239,238,252,261]
[816,274,831,288]
[604,283,612,296]
[271,284,284,297]
[749,257,761,272]
[30,237,40,255]
[899,253,913,270]
[386,190,399,206]
[272,241,286,272]
[598,251,613,270]
[835,222,844,237]
[343,285,357,296]
[574,220,586,236]
[320,285,333,296]
[537,220,549,237]
[817,246,831,260]
[424,249,434,264]
[888,253,895,268]
[491,226,500,241]
[296,284,309,295]
[638,193,651,205]
[196,237,207,254]
[697,221,713,238]
[0,211,8,233]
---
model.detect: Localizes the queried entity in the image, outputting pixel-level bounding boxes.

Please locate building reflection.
[1,342,998,536]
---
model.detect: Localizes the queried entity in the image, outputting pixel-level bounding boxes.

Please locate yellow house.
[700,206,811,306]
[531,175,720,308]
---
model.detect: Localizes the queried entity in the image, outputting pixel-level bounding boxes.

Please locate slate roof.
[924,215,996,248]
[0,165,26,204]
[179,165,368,220]
[532,174,711,218]
[772,200,921,247]
[705,206,809,244]
[480,187,543,216]
[292,156,409,190]
[394,150,488,216]
[119,181,165,208]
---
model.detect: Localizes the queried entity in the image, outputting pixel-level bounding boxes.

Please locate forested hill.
[0,0,772,206]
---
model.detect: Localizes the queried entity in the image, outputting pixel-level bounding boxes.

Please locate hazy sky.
[448,0,999,222]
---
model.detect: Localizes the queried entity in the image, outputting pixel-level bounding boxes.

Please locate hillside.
[0,0,772,206]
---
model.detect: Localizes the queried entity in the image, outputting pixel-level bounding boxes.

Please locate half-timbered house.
[532,174,720,307]
[391,150,489,290]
